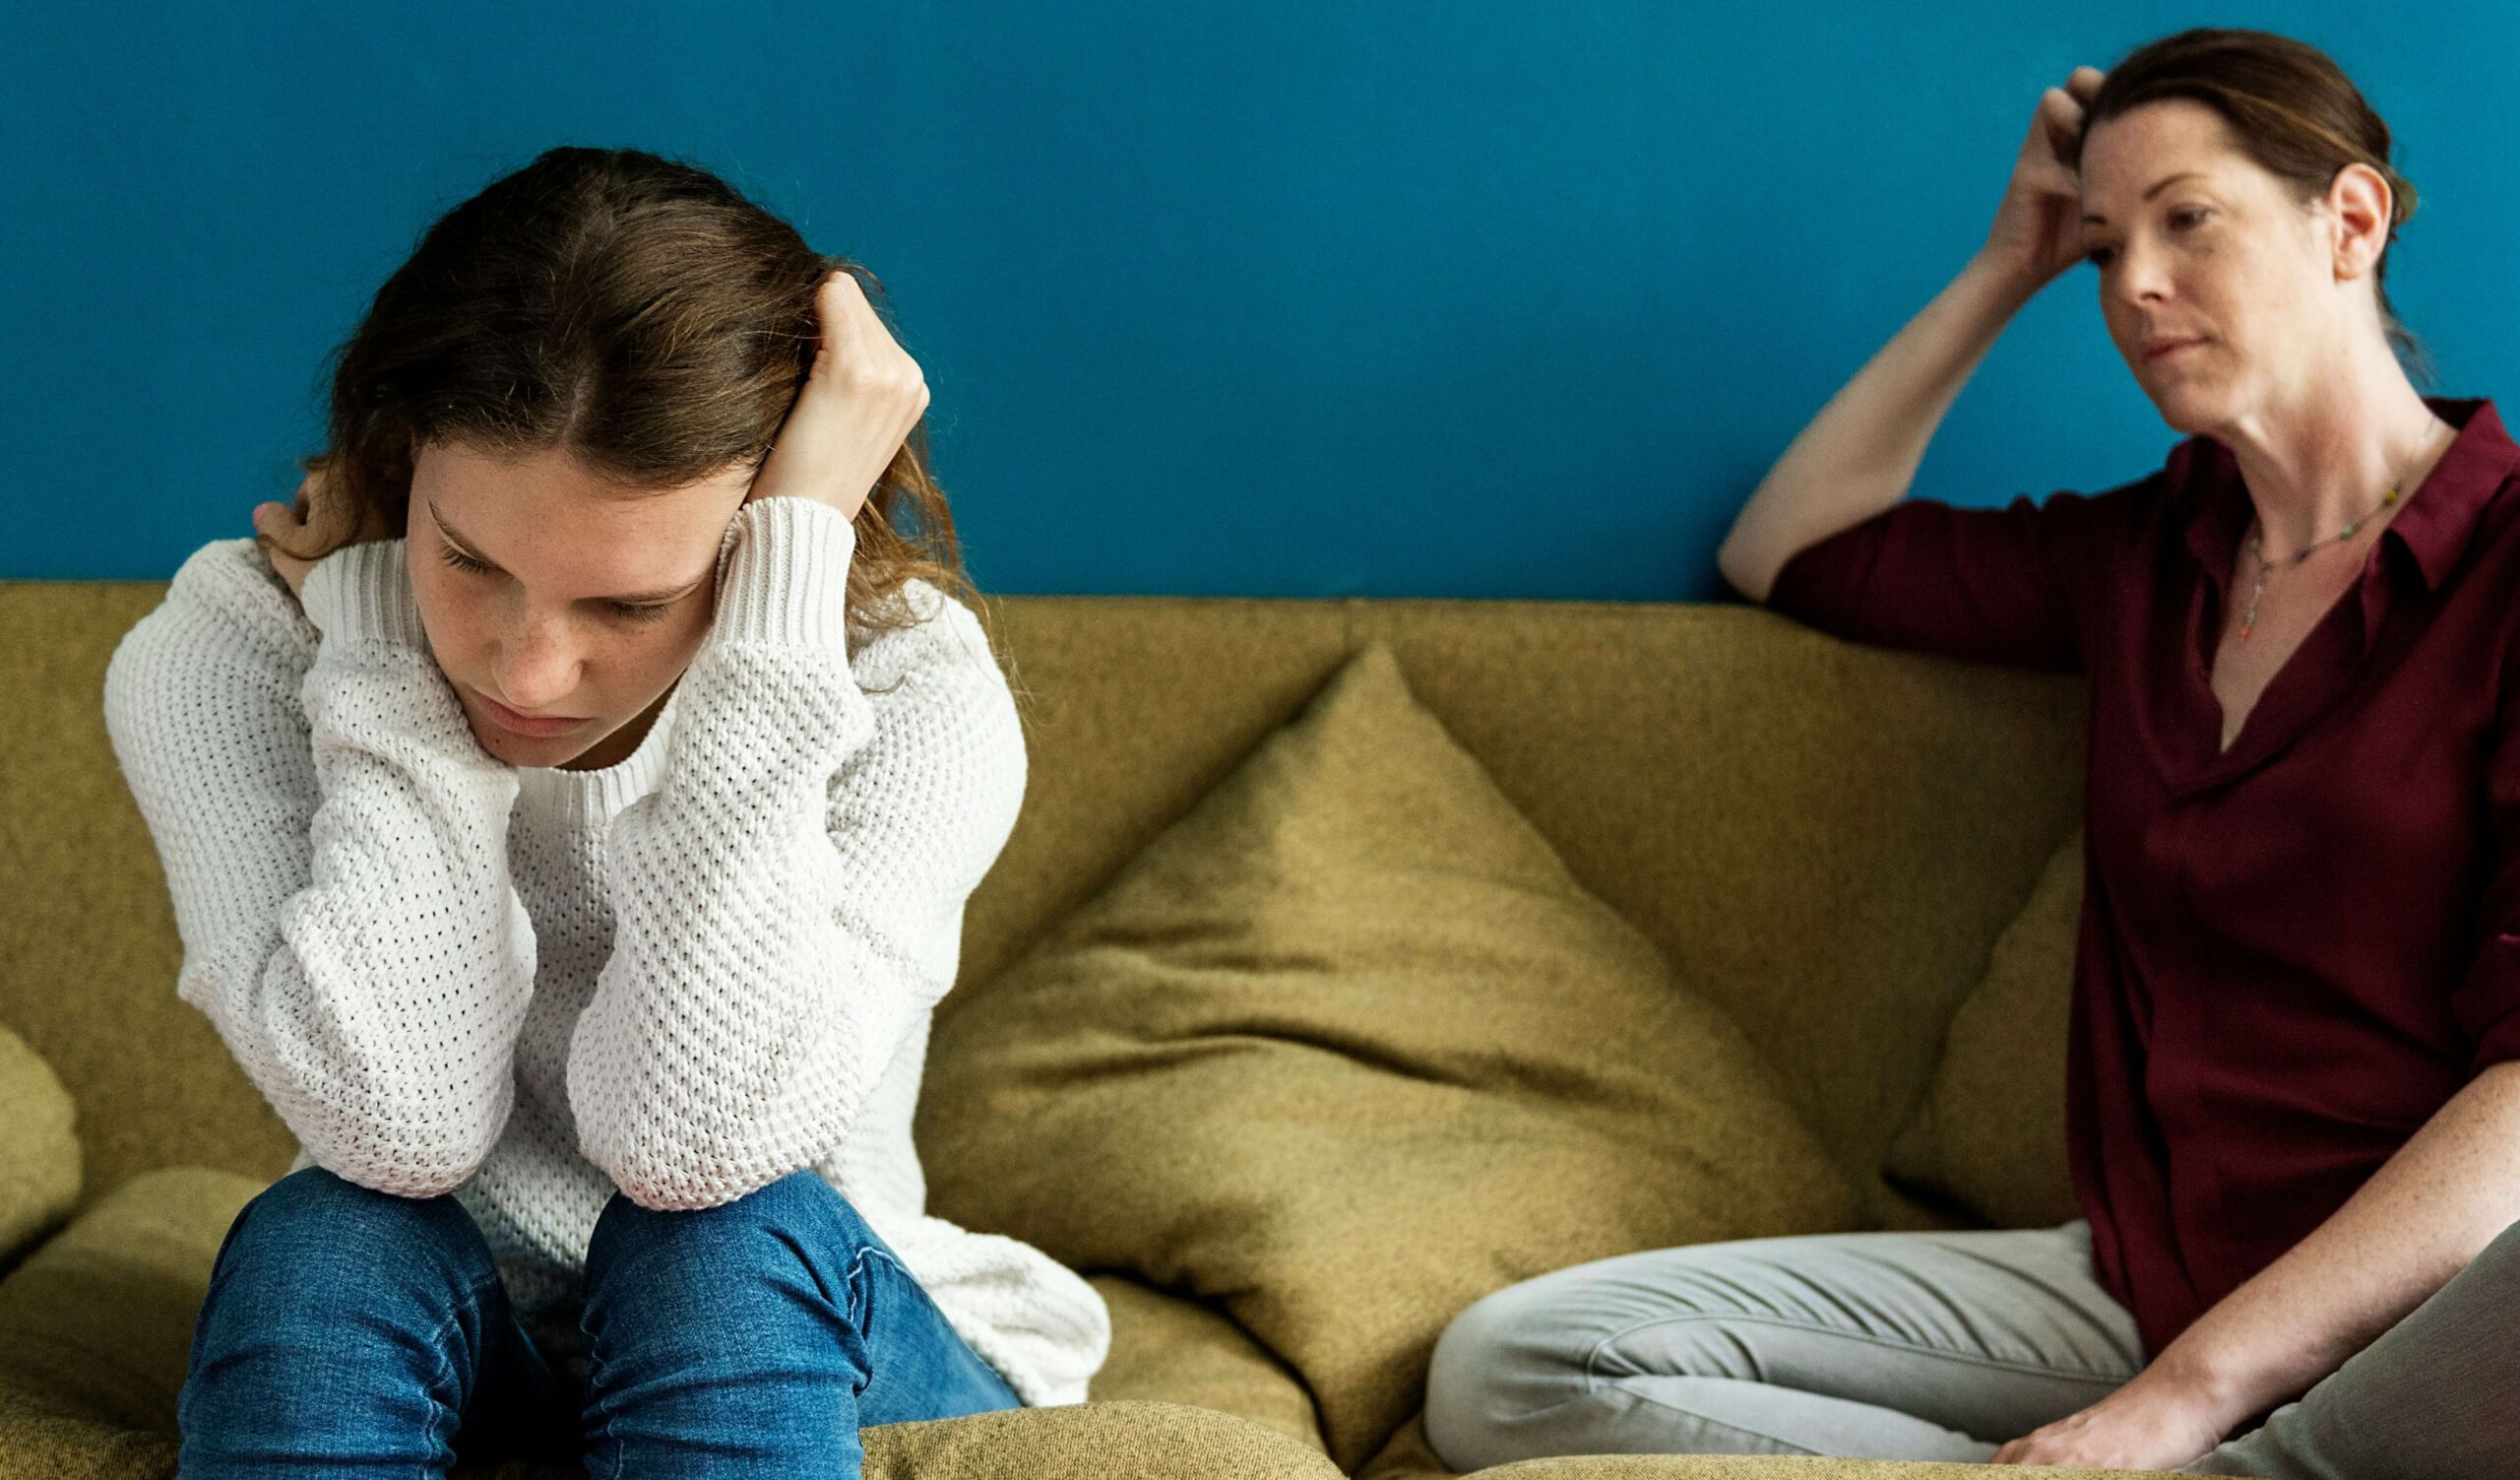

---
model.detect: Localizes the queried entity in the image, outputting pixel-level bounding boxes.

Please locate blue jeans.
[176,1166,1022,1477]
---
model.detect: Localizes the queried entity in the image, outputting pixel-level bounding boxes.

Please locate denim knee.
[211,1165,501,1321]
[586,1171,880,1291]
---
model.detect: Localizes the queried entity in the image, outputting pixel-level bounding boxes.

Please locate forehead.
[412,439,749,592]
[2080,97,2258,208]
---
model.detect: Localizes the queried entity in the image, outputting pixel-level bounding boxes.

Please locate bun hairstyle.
[280,146,975,650]
[2075,28,2426,375]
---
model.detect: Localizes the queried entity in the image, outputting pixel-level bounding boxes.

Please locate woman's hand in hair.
[743,269,929,523]
[1977,65,2107,293]
[252,462,396,604]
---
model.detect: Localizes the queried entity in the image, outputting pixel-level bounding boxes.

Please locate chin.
[461,704,611,769]
[2138,378,2233,438]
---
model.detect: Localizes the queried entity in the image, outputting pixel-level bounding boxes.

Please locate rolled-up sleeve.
[1766,487,2132,675]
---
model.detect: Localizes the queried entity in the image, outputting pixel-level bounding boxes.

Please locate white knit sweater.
[102,495,1107,1406]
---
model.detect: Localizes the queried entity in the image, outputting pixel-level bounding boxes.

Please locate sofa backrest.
[0,582,2084,1215]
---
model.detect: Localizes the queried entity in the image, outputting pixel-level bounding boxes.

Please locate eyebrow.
[428,497,708,606]
[2083,170,2208,225]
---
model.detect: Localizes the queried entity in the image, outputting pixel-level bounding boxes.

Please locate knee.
[208,1166,496,1321]
[1425,1277,1582,1472]
[586,1170,876,1301]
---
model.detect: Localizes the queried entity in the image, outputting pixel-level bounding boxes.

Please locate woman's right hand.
[1976,66,2107,292]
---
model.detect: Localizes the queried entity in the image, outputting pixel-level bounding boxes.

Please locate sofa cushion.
[0,1165,261,1435]
[0,1167,1342,1480]
[1882,831,2082,1230]
[0,1022,81,1270]
[917,642,1862,1470]
[1418,1457,2151,1479]
[1089,1274,1324,1450]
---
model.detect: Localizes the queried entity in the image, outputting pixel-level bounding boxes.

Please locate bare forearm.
[2143,1061,2520,1430]
[1718,254,2040,602]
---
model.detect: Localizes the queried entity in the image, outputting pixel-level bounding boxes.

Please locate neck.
[2216,334,2446,557]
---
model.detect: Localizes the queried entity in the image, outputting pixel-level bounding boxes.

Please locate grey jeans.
[1424,1218,2520,1477]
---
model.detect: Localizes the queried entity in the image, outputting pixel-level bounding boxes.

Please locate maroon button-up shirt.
[1768,397,2520,1359]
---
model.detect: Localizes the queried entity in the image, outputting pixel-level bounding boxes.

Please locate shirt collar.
[2182,397,2520,595]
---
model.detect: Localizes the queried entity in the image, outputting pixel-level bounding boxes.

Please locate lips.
[2143,337,2205,362]
[471,687,588,737]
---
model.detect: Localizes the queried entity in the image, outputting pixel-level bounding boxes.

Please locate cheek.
[608,611,713,700]
[408,564,486,671]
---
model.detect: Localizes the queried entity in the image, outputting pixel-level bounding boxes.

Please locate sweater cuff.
[712,497,857,650]
[300,541,428,649]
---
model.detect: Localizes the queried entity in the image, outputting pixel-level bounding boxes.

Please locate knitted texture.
[100,494,1107,1406]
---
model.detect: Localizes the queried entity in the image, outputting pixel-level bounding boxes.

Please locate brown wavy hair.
[274,145,976,651]
[2074,28,2428,378]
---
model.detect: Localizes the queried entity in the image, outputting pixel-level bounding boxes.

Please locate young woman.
[103,147,1107,1477]
[1424,29,2520,1477]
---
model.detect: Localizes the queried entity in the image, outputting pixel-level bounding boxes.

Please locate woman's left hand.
[742,268,929,522]
[1990,1374,2228,1469]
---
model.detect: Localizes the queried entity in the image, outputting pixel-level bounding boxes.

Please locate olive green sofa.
[0,574,2176,1480]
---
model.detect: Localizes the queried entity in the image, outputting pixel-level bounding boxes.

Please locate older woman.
[1425,29,2519,1477]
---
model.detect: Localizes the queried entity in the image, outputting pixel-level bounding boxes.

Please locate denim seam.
[842,1243,907,1328]
[418,1270,506,1468]
[1584,1312,2135,1390]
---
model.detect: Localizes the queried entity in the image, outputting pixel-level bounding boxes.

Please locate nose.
[2110,234,2171,310]
[488,611,583,714]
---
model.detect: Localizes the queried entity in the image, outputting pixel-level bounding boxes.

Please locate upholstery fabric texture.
[0,1024,79,1272]
[1884,831,2083,1231]
[918,643,1863,1468]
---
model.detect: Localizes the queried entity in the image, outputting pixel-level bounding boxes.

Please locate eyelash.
[2084,208,2211,270]
[435,545,678,625]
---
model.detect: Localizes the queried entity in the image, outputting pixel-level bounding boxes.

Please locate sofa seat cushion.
[1360,1414,2174,1479]
[919,643,1862,1471]
[0,1167,1340,1478]
[1883,831,2082,1231]
[0,1393,1342,1480]
[0,1165,258,1435]
[1446,1459,2166,1479]
[1090,1273,1325,1450]
[0,1022,81,1271]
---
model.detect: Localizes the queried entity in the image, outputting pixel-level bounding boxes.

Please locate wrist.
[711,496,857,649]
[299,540,427,649]
[2135,1339,2257,1432]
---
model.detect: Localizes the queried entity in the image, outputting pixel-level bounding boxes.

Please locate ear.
[2325,161,2393,285]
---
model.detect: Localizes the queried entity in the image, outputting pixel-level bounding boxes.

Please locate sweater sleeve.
[103,537,536,1197]
[567,495,1027,1210]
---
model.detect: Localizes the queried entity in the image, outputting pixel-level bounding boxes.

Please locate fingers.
[810,267,928,418]
[250,500,293,544]
[2038,85,2085,166]
[741,268,930,520]
[815,270,872,366]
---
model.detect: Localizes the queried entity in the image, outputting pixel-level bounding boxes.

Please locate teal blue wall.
[6,3,2513,596]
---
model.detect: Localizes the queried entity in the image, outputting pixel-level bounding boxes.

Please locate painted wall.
[7,2,2513,596]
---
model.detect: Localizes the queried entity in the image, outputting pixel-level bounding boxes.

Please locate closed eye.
[436,545,680,624]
